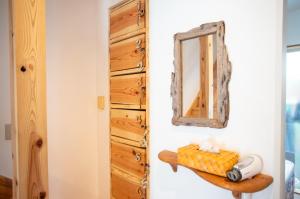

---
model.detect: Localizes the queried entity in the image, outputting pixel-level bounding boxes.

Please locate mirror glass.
[181,33,217,119]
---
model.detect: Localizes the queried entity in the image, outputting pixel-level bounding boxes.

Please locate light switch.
[98,96,105,110]
[5,124,11,140]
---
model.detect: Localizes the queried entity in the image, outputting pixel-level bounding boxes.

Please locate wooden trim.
[12,0,49,198]
[111,136,142,148]
[145,0,150,197]
[9,0,18,198]
[110,28,146,44]
[110,66,146,76]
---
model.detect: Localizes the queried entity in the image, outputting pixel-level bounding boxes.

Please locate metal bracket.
[137,61,145,72]
[137,1,145,26]
[139,129,148,148]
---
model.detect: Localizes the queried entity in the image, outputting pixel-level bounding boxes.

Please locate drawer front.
[111,167,146,199]
[110,34,145,73]
[110,0,145,40]
[111,109,146,144]
[110,73,146,108]
[111,141,146,178]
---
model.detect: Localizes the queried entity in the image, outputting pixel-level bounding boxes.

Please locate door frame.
[10,0,49,198]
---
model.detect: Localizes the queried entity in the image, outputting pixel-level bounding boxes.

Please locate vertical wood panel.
[109,0,149,198]
[9,0,18,198]
[12,0,48,198]
[110,0,145,40]
[199,36,209,118]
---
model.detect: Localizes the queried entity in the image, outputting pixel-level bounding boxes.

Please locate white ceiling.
[288,0,300,11]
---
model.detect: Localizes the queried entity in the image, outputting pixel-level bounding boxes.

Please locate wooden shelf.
[158,150,273,199]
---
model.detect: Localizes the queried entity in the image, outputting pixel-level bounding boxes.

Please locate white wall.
[0,0,13,179]
[287,8,300,45]
[97,1,122,198]
[50,0,284,198]
[149,0,284,199]
[46,0,99,198]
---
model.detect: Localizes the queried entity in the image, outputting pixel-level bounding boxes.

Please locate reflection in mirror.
[182,33,217,119]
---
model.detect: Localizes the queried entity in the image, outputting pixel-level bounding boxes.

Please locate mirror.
[182,33,217,119]
[171,21,231,128]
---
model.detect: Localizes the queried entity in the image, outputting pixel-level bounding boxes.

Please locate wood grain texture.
[184,93,200,117]
[111,109,146,145]
[199,36,209,118]
[111,135,142,148]
[8,0,18,198]
[110,34,145,73]
[109,0,149,198]
[158,150,273,199]
[171,21,231,128]
[110,0,145,40]
[110,28,146,45]
[110,73,146,108]
[111,167,145,199]
[0,176,12,199]
[12,0,48,198]
[111,141,146,178]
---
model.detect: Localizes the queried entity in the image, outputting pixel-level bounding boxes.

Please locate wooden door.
[109,0,149,198]
[12,0,49,198]
[111,141,146,178]
[110,34,146,75]
[111,167,146,199]
[110,109,146,146]
[110,73,146,109]
[110,0,145,40]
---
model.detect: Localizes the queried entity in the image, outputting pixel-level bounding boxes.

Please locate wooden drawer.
[110,73,146,109]
[110,34,146,75]
[111,167,146,199]
[110,0,145,40]
[111,109,146,146]
[111,141,146,178]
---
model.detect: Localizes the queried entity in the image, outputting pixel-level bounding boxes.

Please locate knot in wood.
[40,191,46,199]
[36,138,43,148]
[20,66,27,72]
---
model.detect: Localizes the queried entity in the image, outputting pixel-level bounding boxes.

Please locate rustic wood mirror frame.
[171,21,231,128]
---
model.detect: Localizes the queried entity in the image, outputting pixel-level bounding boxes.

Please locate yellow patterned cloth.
[178,144,239,177]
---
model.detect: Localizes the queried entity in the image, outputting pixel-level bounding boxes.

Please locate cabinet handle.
[137,1,145,26]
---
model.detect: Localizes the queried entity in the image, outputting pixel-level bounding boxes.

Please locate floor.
[295,193,300,199]
[0,176,12,199]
